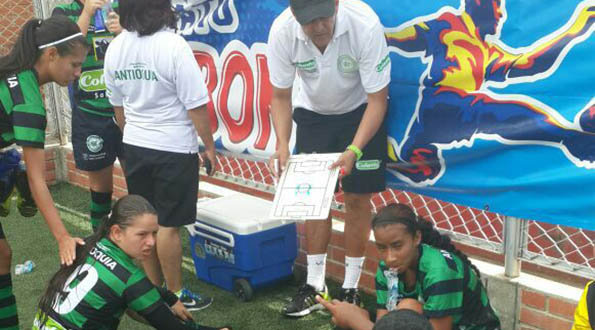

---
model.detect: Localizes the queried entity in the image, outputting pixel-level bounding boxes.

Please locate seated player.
[318,203,501,330]
[34,195,231,330]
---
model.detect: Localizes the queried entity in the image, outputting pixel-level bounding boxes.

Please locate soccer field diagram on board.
[270,153,341,220]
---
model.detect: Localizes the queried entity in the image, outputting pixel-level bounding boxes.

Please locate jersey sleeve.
[173,37,210,110]
[358,22,391,94]
[123,270,163,315]
[375,264,388,309]
[266,25,296,89]
[11,73,46,149]
[421,264,465,319]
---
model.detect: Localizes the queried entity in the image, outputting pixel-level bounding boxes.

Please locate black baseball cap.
[290,0,335,25]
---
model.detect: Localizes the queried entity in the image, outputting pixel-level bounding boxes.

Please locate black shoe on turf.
[338,288,362,307]
[282,284,330,317]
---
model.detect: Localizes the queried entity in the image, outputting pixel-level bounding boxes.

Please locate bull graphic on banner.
[175,0,595,229]
[385,0,595,185]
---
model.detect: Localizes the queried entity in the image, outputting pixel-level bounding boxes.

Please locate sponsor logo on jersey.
[79,69,106,92]
[295,59,318,73]
[376,54,390,73]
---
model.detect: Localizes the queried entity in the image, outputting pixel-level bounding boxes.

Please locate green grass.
[3,183,375,330]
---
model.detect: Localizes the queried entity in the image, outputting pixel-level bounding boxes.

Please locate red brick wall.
[0,0,34,56]
[519,288,577,329]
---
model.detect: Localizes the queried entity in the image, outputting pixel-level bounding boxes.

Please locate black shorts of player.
[293,103,387,194]
[123,144,198,227]
[71,108,123,171]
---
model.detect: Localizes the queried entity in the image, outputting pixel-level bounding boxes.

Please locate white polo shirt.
[104,29,209,153]
[267,0,391,115]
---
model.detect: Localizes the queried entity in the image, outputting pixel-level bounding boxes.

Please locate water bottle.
[14,260,35,275]
[386,269,400,311]
[94,1,113,32]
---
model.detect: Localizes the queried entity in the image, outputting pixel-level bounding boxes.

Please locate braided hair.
[372,203,481,278]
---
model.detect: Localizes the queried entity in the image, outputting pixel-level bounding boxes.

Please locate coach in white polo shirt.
[267,0,391,317]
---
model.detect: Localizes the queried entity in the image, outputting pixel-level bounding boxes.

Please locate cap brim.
[293,0,335,25]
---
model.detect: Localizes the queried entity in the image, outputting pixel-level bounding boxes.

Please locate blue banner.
[174,0,595,230]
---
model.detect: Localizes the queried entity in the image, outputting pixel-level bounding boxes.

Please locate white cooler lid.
[196,194,290,235]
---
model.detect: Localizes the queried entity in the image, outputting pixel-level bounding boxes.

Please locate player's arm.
[269,86,293,176]
[385,22,429,53]
[429,316,453,330]
[503,4,594,78]
[114,106,125,132]
[376,308,388,321]
[22,147,83,265]
[76,0,107,37]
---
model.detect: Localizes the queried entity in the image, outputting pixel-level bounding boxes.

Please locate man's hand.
[82,0,107,17]
[57,235,85,266]
[203,147,217,176]
[330,149,358,177]
[106,12,122,35]
[170,300,193,322]
[317,296,373,330]
[268,145,290,180]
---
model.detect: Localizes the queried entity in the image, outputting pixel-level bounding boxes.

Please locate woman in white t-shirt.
[104,0,217,312]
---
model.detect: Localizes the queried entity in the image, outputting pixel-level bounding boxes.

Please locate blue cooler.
[187,194,297,301]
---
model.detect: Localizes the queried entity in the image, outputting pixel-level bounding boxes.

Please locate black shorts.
[72,108,123,171]
[293,103,387,194]
[123,144,198,227]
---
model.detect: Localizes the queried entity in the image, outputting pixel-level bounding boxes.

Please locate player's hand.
[203,147,217,176]
[170,300,193,321]
[269,145,290,179]
[106,12,122,35]
[317,296,370,329]
[82,0,107,17]
[58,235,85,266]
[330,149,357,177]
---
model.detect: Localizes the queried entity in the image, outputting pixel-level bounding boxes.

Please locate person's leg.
[342,192,372,289]
[156,226,183,292]
[0,230,18,329]
[87,166,113,232]
[305,216,332,291]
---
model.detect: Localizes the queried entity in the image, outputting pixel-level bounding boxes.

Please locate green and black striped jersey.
[0,70,46,149]
[375,244,501,330]
[52,0,117,117]
[34,238,164,330]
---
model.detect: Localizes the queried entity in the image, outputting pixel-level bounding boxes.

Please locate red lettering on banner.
[217,51,255,144]
[194,51,219,133]
[255,54,272,150]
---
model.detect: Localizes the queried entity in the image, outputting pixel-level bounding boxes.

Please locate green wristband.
[346,144,363,161]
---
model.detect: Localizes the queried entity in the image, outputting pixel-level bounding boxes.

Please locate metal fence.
[36,0,593,281]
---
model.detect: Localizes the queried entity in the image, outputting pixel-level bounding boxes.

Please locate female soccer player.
[318,203,501,330]
[0,16,88,328]
[34,195,231,330]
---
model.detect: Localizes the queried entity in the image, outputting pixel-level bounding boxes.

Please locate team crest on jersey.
[93,36,114,61]
[86,135,104,153]
[338,55,358,74]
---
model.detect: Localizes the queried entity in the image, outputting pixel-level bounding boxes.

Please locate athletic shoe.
[338,288,362,307]
[282,284,330,317]
[177,288,213,311]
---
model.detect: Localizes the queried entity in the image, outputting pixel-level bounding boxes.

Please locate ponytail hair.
[0,16,88,80]
[372,203,481,278]
[119,0,177,36]
[37,195,156,324]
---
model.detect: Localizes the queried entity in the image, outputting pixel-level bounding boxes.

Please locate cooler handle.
[186,222,235,248]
